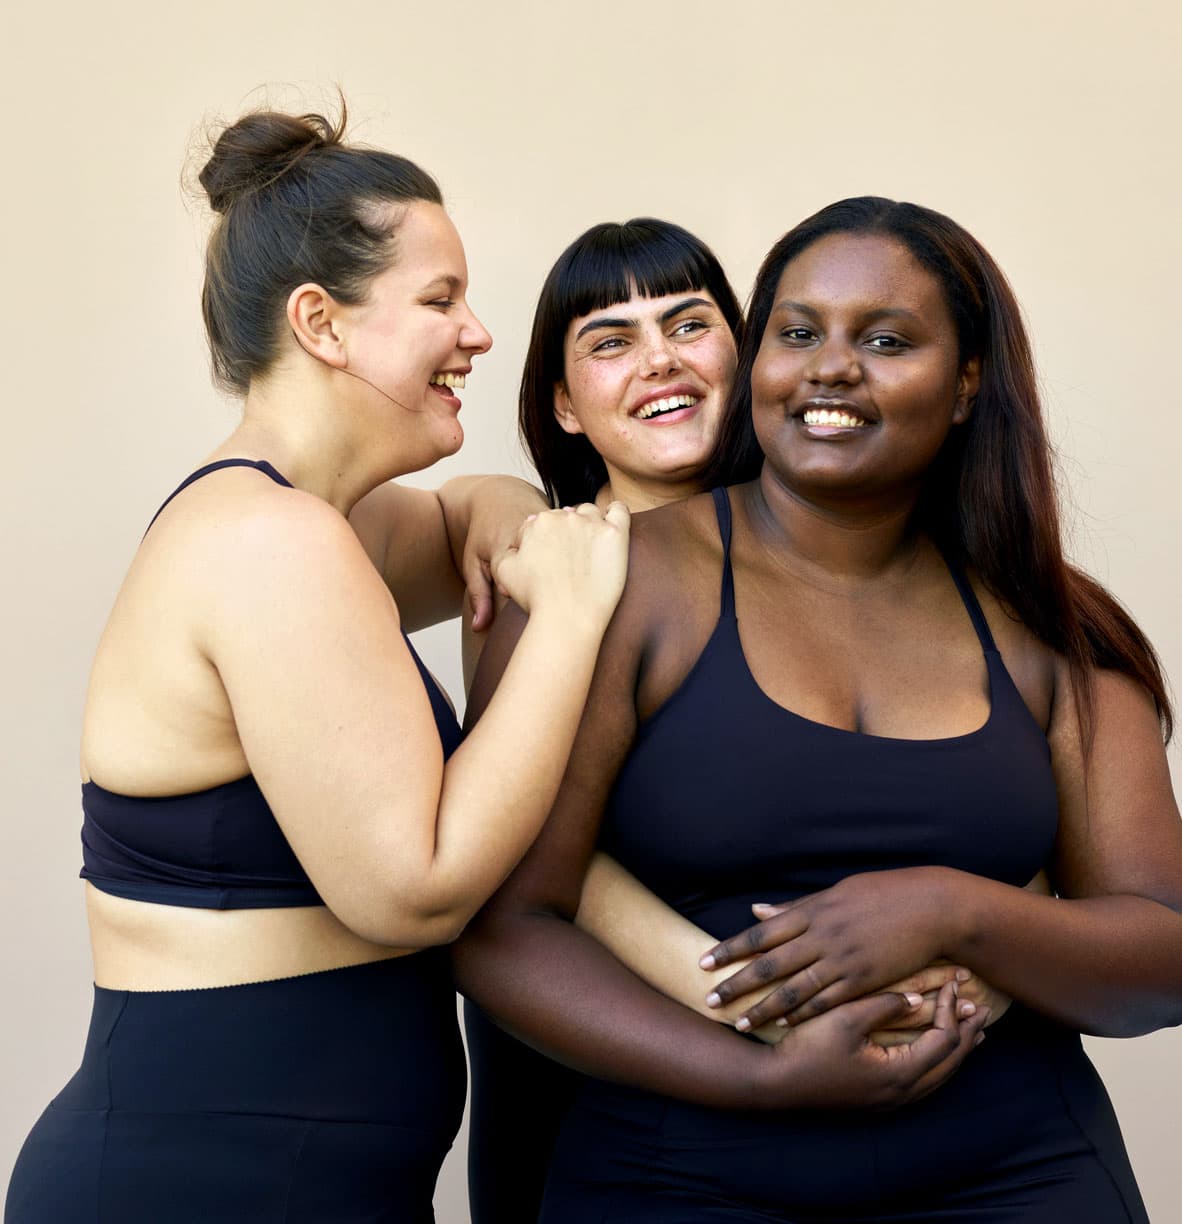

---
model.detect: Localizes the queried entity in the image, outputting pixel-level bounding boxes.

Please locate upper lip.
[629,382,704,416]
[793,396,875,421]
[432,366,472,376]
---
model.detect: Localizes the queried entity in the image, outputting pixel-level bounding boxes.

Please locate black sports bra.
[80,459,462,910]
[600,487,1059,939]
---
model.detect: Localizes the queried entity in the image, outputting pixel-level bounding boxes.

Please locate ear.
[953,356,980,425]
[552,382,584,436]
[286,283,347,369]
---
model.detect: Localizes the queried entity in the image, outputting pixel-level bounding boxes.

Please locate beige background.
[4,1,1180,1218]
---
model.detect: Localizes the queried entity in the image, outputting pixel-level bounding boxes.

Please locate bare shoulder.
[628,492,728,719]
[146,470,398,640]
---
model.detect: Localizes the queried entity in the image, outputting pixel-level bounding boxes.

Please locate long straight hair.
[705,197,1171,743]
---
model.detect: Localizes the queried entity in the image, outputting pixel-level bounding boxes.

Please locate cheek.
[749,349,798,414]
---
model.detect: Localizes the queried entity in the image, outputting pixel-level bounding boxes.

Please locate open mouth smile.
[801,406,868,429]
[633,393,701,422]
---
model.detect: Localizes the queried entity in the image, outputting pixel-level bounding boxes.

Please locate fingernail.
[904,992,923,1008]
[974,1032,986,1046]
[705,992,721,1008]
[952,981,960,998]
[979,1008,992,1023]
[751,902,774,913]
[955,968,972,982]
[736,1017,751,1032]
[776,1018,788,1027]
[699,954,716,970]
[959,1002,977,1017]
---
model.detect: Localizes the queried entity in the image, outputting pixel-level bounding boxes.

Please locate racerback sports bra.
[80,459,462,910]
[599,487,1060,939]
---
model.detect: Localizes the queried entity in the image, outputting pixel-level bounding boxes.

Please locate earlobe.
[287,283,347,369]
[552,383,584,436]
[953,356,981,424]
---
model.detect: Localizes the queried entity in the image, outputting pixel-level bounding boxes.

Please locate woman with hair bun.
[4,104,628,1223]
[457,198,1182,1221]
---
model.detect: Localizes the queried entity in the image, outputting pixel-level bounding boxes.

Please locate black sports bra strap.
[144,459,292,537]
[709,487,736,618]
[942,556,998,654]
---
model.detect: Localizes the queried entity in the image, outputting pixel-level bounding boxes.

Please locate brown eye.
[866,334,908,352]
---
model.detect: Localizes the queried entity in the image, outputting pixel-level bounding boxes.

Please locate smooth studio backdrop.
[4,2,1180,1218]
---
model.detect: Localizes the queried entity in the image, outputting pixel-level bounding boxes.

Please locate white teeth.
[636,394,698,420]
[430,373,466,389]
[802,407,867,428]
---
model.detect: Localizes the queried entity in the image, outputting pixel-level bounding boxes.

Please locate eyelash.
[428,299,456,310]
[591,318,709,353]
[779,327,909,352]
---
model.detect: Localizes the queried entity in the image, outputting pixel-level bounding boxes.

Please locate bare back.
[82,462,409,990]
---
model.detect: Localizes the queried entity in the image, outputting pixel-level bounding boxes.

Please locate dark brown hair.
[198,101,442,394]
[519,219,743,506]
[705,197,1171,742]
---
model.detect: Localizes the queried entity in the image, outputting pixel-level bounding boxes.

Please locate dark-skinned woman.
[456,198,1179,1222]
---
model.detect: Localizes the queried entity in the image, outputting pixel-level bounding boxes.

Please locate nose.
[807,336,861,388]
[639,326,680,377]
[461,305,493,356]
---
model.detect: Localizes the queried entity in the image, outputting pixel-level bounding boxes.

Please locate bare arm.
[349,475,546,634]
[578,851,1010,1042]
[705,665,1182,1038]
[208,490,629,947]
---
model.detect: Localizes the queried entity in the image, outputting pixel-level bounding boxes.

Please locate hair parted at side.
[519,218,744,507]
[198,97,442,394]
[705,196,1171,743]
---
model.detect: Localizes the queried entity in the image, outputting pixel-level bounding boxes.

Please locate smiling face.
[751,231,978,505]
[554,288,738,506]
[339,201,492,464]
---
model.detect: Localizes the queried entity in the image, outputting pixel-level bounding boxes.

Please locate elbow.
[327,889,475,950]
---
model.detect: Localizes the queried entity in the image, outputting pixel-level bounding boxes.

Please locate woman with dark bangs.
[457,198,1182,1222]
[464,215,1009,1222]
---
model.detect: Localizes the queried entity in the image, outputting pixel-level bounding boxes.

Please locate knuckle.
[753,956,779,985]
[773,984,800,1011]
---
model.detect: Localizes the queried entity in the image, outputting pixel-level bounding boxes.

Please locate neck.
[600,466,703,514]
[220,359,411,515]
[746,466,923,585]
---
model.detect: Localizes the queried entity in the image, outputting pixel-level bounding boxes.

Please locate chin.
[439,425,464,457]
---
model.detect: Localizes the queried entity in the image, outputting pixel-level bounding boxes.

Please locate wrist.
[925,865,978,962]
[525,599,614,645]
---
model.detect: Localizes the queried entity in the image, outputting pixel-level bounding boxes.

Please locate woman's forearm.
[940,869,1182,1036]
[454,909,777,1110]
[576,852,750,1022]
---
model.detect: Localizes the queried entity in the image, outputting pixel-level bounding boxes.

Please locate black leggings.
[468,1007,1148,1224]
[6,955,466,1224]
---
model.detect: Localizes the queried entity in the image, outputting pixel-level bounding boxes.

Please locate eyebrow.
[423,274,463,293]
[773,299,923,326]
[574,296,715,341]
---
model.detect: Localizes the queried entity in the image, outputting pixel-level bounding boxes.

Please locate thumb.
[465,558,494,632]
[603,500,631,531]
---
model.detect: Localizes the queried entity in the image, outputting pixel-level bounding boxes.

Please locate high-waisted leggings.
[5,954,465,1224]
[469,1006,1149,1223]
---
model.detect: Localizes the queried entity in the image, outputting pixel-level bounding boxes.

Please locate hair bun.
[199,108,345,214]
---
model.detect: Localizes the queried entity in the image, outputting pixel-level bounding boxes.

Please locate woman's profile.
[4,101,629,1223]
